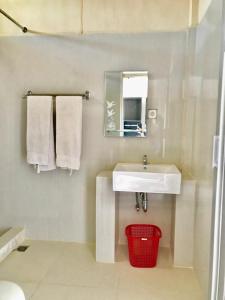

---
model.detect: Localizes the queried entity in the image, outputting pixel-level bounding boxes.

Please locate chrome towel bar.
[23,90,90,100]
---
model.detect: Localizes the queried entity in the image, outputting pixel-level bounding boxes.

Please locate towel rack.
[23,90,90,100]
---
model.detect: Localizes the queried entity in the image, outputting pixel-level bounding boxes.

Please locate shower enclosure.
[210,13,225,300]
[186,0,225,299]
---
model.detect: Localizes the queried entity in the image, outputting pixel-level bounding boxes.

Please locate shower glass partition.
[183,0,224,299]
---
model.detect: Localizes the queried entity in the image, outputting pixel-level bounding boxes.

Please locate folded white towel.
[27,96,56,173]
[56,96,83,172]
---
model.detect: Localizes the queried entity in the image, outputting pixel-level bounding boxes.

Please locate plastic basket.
[125,224,162,268]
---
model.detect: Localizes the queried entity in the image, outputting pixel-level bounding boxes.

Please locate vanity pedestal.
[96,170,196,267]
[96,171,117,263]
[173,179,196,267]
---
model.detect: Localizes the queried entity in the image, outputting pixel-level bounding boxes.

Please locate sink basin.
[113,163,181,194]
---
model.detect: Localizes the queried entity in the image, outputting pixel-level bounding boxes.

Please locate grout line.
[28,281,41,300]
[37,250,65,284]
[28,246,66,299]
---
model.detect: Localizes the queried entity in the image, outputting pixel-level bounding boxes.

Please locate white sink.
[113,163,181,194]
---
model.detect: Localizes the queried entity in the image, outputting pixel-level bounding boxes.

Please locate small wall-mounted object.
[147,109,157,119]
[104,71,149,138]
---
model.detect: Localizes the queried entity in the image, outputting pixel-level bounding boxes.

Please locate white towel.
[27,96,56,172]
[56,96,83,172]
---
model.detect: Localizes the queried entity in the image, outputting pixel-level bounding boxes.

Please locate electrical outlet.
[147,109,157,119]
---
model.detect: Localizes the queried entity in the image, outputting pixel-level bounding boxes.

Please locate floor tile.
[31,283,70,300]
[43,258,119,288]
[0,240,64,282]
[31,284,117,300]
[0,240,203,300]
[117,288,203,300]
[43,243,119,288]
[118,266,201,294]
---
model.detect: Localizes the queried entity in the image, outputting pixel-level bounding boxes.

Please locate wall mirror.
[104,71,148,137]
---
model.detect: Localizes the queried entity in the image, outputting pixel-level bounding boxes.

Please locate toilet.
[0,281,25,300]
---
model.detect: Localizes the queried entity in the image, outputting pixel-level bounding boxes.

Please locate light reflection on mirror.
[105,71,148,138]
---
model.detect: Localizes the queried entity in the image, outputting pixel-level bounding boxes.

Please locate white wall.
[0,32,185,243]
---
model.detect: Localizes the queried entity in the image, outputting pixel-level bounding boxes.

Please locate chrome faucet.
[143,154,148,169]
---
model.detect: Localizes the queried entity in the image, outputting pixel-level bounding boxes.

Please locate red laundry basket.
[125,224,162,268]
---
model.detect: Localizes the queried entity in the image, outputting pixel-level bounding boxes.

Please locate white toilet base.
[0,281,25,300]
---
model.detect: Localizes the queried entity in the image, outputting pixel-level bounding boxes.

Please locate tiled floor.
[0,240,203,300]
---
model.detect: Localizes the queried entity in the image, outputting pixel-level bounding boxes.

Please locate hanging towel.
[56,96,83,172]
[27,96,56,173]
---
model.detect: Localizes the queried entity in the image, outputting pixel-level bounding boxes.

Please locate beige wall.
[0,0,192,35]
[0,0,82,35]
[0,0,213,35]
[83,0,190,33]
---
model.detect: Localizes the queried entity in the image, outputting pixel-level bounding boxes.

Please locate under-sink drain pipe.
[135,192,148,212]
[141,193,148,212]
[135,192,140,211]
